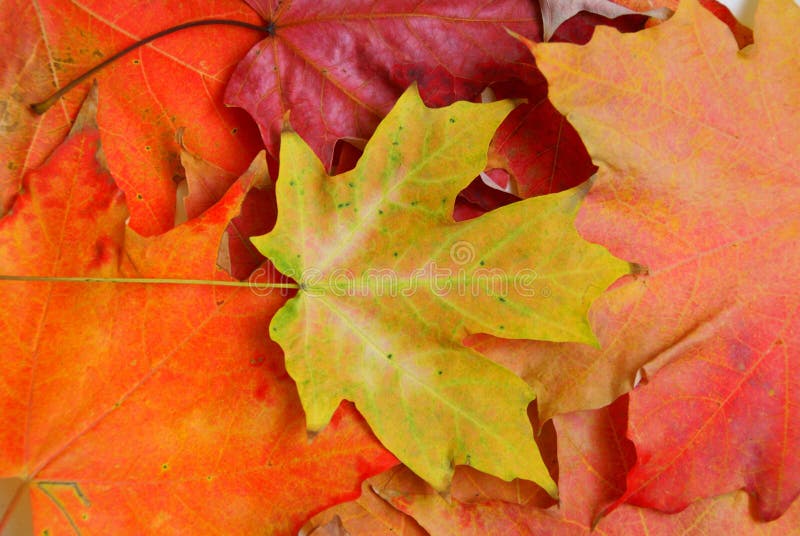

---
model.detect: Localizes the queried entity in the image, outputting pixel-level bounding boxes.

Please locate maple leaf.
[690,0,754,47]
[552,397,800,533]
[540,0,752,45]
[225,0,541,170]
[301,468,429,536]
[305,404,558,534]
[486,81,598,198]
[364,466,566,536]
[467,2,763,424]
[599,492,800,535]
[529,0,800,520]
[367,402,624,535]
[252,85,628,494]
[0,89,396,534]
[450,0,748,201]
[1,0,264,233]
[367,399,800,535]
[225,0,640,206]
[483,4,670,198]
[0,0,71,217]
[175,134,277,280]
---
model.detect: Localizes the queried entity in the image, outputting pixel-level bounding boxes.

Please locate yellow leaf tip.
[280,110,293,133]
[504,27,536,50]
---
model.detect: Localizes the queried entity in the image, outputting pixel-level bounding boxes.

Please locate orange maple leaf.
[1,0,264,233]
[0,89,395,534]
[529,0,800,520]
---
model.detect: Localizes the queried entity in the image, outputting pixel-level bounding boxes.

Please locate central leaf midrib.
[307,274,550,292]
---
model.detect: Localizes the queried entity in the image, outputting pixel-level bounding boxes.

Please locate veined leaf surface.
[253,85,627,493]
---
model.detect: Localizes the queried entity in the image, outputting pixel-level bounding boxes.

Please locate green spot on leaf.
[250,85,626,495]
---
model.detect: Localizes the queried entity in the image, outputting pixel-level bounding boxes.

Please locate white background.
[720,0,800,25]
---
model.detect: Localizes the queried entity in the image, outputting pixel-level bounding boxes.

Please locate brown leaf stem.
[30,19,275,114]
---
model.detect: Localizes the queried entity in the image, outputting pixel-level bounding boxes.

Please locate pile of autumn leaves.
[1,0,798,534]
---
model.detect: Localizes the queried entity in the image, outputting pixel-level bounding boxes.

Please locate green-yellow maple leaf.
[252,85,627,494]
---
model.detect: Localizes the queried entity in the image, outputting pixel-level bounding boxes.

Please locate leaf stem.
[0,274,298,289]
[30,19,275,114]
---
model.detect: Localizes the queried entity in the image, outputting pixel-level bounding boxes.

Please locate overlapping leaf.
[369,402,627,534]
[0,90,395,534]
[0,0,71,217]
[5,0,796,533]
[529,0,800,520]
[305,404,558,534]
[539,0,669,41]
[252,85,627,494]
[176,137,277,280]
[0,0,264,233]
[226,0,664,203]
[485,71,598,198]
[226,0,541,170]
[364,399,800,534]
[301,468,429,536]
